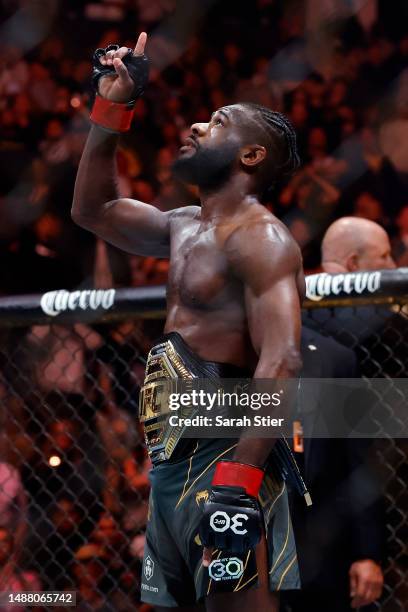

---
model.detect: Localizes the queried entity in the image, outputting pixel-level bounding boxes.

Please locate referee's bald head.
[321,217,396,273]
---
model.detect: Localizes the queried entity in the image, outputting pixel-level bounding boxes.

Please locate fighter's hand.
[199,461,265,569]
[200,484,262,566]
[202,545,214,568]
[349,559,384,608]
[94,33,148,103]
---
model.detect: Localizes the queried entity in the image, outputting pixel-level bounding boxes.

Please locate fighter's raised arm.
[72,33,172,257]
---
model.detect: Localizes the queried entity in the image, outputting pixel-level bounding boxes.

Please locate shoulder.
[168,205,201,224]
[225,207,302,272]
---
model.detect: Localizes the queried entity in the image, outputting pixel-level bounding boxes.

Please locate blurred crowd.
[0,0,407,295]
[0,317,161,609]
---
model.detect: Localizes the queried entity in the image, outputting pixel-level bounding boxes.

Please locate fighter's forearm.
[232,438,278,468]
[72,125,119,224]
[232,353,301,467]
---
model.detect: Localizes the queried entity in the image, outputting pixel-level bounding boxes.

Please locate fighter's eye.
[214,117,223,126]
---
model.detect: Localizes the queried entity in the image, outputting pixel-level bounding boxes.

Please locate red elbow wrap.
[90,95,135,133]
[212,460,264,498]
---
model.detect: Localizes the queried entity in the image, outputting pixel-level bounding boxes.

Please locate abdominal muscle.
[164,302,256,370]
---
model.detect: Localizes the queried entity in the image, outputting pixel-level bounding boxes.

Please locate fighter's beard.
[172,142,239,192]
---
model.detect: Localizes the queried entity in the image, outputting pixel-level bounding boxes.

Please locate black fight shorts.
[140,439,300,606]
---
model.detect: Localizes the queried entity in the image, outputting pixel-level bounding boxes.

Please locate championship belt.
[139,333,312,507]
[139,339,196,463]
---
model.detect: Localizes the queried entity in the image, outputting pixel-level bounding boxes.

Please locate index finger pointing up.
[134,32,147,56]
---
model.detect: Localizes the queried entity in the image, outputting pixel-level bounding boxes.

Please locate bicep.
[245,275,302,360]
[79,198,172,257]
[227,220,303,372]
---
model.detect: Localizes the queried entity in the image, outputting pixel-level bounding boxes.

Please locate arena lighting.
[70,96,81,108]
[49,455,61,467]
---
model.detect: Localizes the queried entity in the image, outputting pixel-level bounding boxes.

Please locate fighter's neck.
[200,176,259,221]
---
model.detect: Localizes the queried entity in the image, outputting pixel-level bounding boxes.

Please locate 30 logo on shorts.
[209,510,248,534]
[144,555,155,581]
[208,557,244,581]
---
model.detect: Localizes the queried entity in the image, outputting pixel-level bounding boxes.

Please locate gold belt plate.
[139,340,195,462]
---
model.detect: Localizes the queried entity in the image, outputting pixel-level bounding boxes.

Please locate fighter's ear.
[240,145,266,168]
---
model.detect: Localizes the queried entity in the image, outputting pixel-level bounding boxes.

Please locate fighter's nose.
[191,122,208,136]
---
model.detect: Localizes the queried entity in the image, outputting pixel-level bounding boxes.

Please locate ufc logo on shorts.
[209,510,248,534]
[208,557,244,581]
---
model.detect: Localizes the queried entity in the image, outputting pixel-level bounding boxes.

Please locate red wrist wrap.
[212,461,264,498]
[90,95,135,133]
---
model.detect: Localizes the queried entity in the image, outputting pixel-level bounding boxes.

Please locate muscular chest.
[168,224,239,308]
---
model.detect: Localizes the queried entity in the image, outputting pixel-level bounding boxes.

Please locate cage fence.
[0,269,407,610]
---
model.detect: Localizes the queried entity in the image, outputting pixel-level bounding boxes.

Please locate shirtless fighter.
[72,32,304,611]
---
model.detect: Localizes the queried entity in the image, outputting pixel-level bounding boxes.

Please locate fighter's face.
[172,106,244,190]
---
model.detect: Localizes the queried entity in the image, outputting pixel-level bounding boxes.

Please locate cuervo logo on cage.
[40,289,116,317]
[306,271,381,302]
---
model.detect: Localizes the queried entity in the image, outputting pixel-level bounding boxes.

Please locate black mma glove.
[92,44,149,102]
[199,460,264,555]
